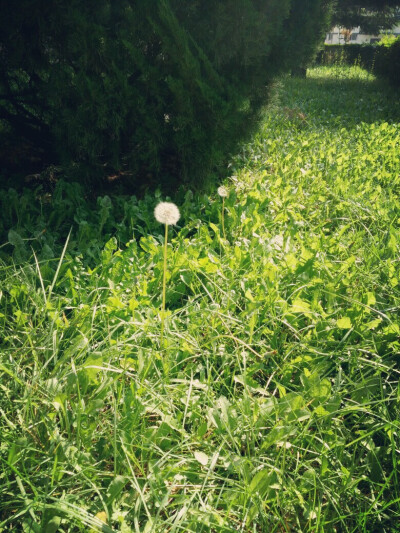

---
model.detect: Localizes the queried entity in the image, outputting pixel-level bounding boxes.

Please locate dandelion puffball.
[154,202,180,225]
[217,186,228,198]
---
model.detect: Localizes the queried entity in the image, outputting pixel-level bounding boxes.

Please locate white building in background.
[325,25,400,45]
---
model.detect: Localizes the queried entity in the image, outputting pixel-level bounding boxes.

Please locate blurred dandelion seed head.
[154,202,180,225]
[217,186,228,198]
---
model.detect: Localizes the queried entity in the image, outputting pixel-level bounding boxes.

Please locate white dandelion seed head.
[217,186,228,198]
[154,202,180,225]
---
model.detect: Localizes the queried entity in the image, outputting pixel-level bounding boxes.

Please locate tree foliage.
[332,0,400,33]
[0,0,332,188]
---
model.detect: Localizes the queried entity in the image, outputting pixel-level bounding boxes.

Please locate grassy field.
[1,65,400,532]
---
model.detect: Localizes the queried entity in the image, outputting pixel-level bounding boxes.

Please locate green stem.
[160,223,168,347]
[222,198,226,241]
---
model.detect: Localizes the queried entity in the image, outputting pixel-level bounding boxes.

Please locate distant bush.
[378,33,399,47]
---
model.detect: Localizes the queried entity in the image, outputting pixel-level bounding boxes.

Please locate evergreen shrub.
[0,0,332,189]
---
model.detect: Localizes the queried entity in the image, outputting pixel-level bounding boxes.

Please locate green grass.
[1,66,400,532]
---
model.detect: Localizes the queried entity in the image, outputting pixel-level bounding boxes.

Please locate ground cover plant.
[1,65,400,532]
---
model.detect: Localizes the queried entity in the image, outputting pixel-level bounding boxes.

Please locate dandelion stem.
[154,201,180,350]
[160,222,168,347]
[222,198,226,241]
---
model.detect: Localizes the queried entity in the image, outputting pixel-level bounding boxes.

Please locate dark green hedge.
[0,0,333,190]
[316,42,400,87]
[374,40,400,87]
[315,44,378,70]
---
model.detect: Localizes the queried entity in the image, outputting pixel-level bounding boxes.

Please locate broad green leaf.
[45,516,62,533]
[366,318,382,330]
[290,298,312,314]
[8,229,25,248]
[107,476,127,503]
[337,316,352,329]
[366,292,376,306]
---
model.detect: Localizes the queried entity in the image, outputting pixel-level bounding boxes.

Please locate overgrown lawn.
[1,66,400,532]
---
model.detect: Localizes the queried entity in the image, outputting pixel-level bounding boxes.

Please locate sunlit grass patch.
[309,64,376,81]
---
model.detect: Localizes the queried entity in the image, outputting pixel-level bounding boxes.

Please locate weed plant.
[1,66,400,532]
